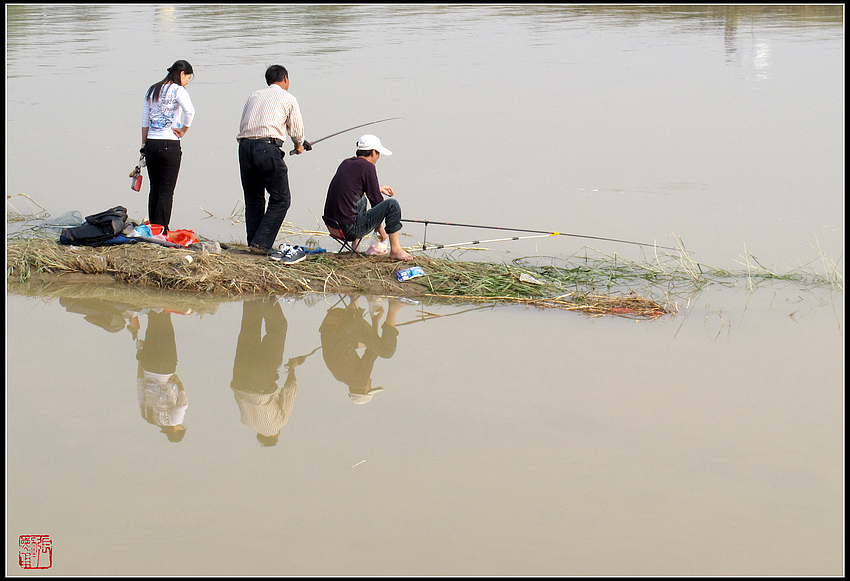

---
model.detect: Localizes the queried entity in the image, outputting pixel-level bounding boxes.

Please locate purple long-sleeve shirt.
[323,157,383,226]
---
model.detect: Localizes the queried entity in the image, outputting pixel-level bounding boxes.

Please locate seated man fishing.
[323,134,414,261]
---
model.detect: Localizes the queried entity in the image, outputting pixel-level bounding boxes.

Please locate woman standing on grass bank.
[141,59,195,233]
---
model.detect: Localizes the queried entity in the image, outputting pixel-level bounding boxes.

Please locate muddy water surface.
[6,5,844,575]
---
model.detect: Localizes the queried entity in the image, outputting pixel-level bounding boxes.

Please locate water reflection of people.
[319,296,405,404]
[230,298,301,447]
[59,296,137,334]
[59,296,190,442]
[136,310,187,442]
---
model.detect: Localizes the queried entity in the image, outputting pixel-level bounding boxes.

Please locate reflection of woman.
[141,59,195,233]
[231,299,298,447]
[319,296,404,404]
[136,310,187,442]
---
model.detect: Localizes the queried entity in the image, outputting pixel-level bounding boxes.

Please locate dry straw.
[7,196,841,319]
[6,238,671,319]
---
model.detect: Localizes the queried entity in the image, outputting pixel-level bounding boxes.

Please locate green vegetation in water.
[518,245,843,297]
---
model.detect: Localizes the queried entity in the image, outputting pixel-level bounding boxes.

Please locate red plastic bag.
[166,229,199,247]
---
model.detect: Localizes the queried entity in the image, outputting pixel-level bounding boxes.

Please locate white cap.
[348,393,373,405]
[356,134,392,155]
[348,386,384,405]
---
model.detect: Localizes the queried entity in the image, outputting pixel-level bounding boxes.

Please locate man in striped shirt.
[230,299,299,447]
[236,65,306,253]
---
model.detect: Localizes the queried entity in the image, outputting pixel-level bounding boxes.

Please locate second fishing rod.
[286,118,674,252]
[400,219,678,251]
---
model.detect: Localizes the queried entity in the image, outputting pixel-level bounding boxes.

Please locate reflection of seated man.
[136,310,187,442]
[60,296,137,334]
[319,296,405,404]
[230,298,299,447]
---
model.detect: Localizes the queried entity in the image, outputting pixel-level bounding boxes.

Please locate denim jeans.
[238,140,292,250]
[145,139,182,231]
[343,196,403,240]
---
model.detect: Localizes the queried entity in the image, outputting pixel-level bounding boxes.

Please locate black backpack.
[60,206,129,246]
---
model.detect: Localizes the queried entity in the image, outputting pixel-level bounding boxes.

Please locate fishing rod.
[285,345,322,369]
[401,219,678,251]
[290,117,403,155]
[395,304,494,327]
[406,232,558,252]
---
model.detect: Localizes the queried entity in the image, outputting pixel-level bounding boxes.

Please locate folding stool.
[322,215,362,254]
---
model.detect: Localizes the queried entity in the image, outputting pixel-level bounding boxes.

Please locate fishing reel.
[289,140,312,156]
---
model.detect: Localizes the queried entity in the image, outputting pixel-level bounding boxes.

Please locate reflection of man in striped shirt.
[231,299,298,447]
[236,64,306,252]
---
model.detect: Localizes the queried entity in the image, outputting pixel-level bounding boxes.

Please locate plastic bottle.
[130,156,145,191]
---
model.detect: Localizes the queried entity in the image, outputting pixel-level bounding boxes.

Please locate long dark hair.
[145,59,193,103]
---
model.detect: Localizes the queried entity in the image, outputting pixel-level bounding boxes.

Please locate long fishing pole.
[395,304,494,327]
[401,219,677,251]
[290,117,403,155]
[406,232,558,252]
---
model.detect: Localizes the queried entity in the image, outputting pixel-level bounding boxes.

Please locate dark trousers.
[343,196,403,240]
[145,139,182,232]
[238,140,292,250]
[231,299,287,394]
[136,311,177,375]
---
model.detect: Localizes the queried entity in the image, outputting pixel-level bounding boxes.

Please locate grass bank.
[6,238,672,319]
[6,196,841,319]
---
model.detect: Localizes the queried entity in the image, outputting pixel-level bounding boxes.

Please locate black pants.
[238,140,292,250]
[137,310,177,375]
[145,139,182,231]
[231,299,287,394]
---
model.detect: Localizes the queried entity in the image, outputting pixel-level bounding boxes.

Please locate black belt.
[240,137,284,147]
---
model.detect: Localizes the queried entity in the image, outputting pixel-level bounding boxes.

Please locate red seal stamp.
[19,535,52,569]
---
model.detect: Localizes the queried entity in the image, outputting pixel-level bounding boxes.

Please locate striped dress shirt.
[236,84,304,144]
[232,373,298,437]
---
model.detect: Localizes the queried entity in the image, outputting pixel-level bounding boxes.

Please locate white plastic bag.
[365,232,388,255]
